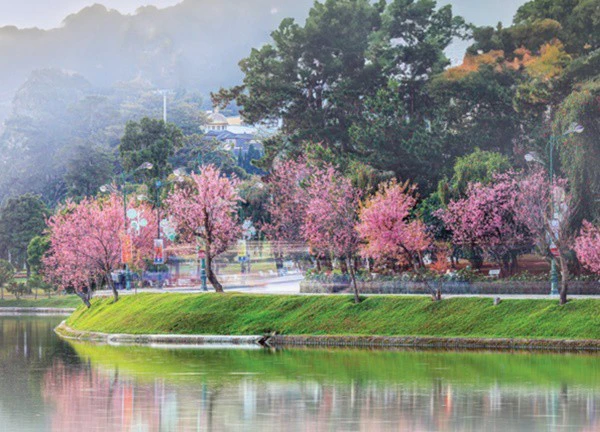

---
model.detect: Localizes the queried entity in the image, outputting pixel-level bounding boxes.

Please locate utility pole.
[154,89,173,123]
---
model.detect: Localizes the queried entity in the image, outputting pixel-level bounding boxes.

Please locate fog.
[0,1,316,123]
[0,0,527,204]
[0,0,526,122]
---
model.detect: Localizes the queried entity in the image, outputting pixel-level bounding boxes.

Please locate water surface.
[1,315,600,431]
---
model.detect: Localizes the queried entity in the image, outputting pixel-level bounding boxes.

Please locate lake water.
[1,315,600,431]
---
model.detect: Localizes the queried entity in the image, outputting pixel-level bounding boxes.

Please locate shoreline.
[62,294,600,349]
[0,307,75,315]
[56,321,267,346]
[56,321,600,352]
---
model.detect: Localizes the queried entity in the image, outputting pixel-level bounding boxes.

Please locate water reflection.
[3,316,600,431]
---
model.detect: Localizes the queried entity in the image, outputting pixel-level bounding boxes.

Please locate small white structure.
[205,109,229,131]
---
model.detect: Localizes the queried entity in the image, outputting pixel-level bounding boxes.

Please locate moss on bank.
[66,293,600,340]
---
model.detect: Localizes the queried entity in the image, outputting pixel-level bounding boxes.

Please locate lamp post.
[151,172,184,288]
[154,169,186,240]
[100,161,153,291]
[192,158,211,292]
[525,122,584,296]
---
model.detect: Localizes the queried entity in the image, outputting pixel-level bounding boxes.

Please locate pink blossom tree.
[43,194,156,305]
[302,166,362,303]
[575,221,600,275]
[357,180,431,268]
[439,173,534,276]
[516,169,576,304]
[262,158,313,266]
[165,165,241,292]
[356,180,436,298]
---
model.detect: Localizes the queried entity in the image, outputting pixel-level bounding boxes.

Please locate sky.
[2,0,528,30]
[0,0,182,29]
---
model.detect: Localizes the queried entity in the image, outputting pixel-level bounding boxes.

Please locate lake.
[1,315,600,431]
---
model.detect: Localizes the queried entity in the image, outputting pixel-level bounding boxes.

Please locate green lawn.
[0,296,81,309]
[66,293,600,340]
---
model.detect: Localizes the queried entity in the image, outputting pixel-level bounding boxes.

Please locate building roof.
[204,129,236,140]
[207,111,228,125]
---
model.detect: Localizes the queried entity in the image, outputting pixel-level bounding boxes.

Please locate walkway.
[93,275,600,300]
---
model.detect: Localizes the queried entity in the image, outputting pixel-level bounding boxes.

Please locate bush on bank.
[66,293,600,340]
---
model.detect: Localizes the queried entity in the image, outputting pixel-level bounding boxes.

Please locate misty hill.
[0,0,313,123]
[0,68,210,204]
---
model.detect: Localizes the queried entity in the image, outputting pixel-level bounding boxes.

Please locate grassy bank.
[66,293,600,340]
[0,296,80,309]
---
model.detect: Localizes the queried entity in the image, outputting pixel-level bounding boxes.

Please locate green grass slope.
[66,293,600,340]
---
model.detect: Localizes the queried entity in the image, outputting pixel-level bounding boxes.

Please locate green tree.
[0,260,15,300]
[350,81,450,192]
[26,235,51,300]
[6,281,28,300]
[26,274,54,299]
[27,235,50,274]
[430,65,525,158]
[0,194,49,275]
[554,80,600,228]
[438,148,512,203]
[172,134,246,179]
[238,176,270,226]
[64,144,115,200]
[216,0,466,185]
[119,117,184,200]
[213,0,382,154]
[514,0,600,54]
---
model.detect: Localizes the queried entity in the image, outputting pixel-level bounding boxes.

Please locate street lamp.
[525,122,584,295]
[154,169,185,240]
[524,152,542,164]
[100,161,154,290]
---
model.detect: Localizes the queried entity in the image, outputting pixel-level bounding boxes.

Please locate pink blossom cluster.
[301,166,360,259]
[356,180,431,267]
[439,173,535,265]
[165,164,241,258]
[262,158,314,255]
[575,221,600,274]
[43,193,156,294]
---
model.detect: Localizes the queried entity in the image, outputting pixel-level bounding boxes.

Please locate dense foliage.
[5,0,600,307]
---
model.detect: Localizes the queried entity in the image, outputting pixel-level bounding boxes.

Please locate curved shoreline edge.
[55,321,267,346]
[55,321,600,352]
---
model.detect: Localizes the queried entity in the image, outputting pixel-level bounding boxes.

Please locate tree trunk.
[321,256,333,271]
[107,274,119,302]
[76,289,91,308]
[559,254,569,305]
[347,257,360,304]
[340,259,348,275]
[206,254,224,292]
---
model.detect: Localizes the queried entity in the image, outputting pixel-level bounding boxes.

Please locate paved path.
[93,276,600,300]
[94,274,303,297]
